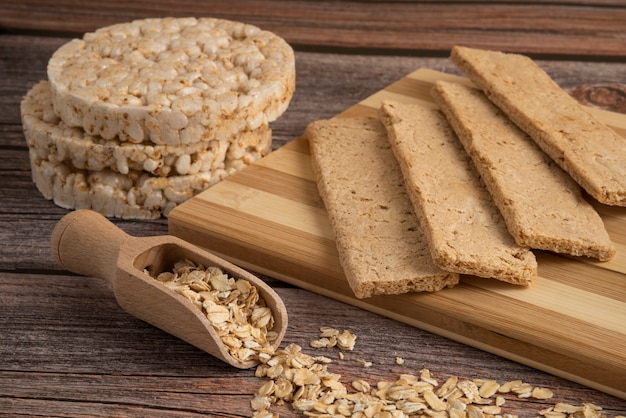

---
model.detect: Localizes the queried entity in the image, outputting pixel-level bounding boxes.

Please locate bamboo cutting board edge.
[168,68,626,399]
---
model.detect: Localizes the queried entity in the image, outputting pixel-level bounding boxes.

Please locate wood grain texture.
[1,1,626,58]
[169,68,626,400]
[2,272,625,417]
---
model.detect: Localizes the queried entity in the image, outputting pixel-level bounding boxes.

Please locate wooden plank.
[1,1,625,57]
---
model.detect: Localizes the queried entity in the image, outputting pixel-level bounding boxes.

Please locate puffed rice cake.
[23,80,272,177]
[28,152,225,219]
[47,17,295,145]
[22,82,273,219]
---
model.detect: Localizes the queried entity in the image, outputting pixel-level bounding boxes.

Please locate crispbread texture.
[379,101,536,285]
[47,17,295,145]
[306,117,459,299]
[431,81,615,261]
[450,45,626,207]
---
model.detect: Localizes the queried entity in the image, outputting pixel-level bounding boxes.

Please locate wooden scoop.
[50,209,288,369]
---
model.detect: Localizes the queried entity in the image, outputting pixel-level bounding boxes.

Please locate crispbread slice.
[47,17,295,145]
[450,45,626,207]
[379,101,536,285]
[27,80,273,176]
[306,117,459,299]
[431,81,615,261]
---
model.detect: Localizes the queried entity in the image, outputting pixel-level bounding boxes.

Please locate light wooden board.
[168,68,626,399]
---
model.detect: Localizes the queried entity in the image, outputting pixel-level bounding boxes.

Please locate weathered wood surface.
[1,0,626,58]
[1,3,626,416]
[4,272,621,417]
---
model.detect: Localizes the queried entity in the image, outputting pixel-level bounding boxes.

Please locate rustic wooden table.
[1,1,625,416]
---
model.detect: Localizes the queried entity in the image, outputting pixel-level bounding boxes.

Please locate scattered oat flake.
[424,390,447,411]
[532,387,554,399]
[248,328,620,418]
[319,326,339,337]
[336,329,357,350]
[309,338,330,349]
[420,368,438,386]
[356,358,372,367]
[352,379,371,393]
[499,379,523,393]
[478,379,500,398]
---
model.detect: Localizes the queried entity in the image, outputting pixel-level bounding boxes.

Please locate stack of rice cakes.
[21,17,295,219]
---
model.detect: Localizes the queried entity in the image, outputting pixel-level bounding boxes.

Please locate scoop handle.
[51,210,128,283]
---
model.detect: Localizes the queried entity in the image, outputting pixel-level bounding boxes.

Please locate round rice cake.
[47,17,295,145]
[21,80,271,177]
[29,151,224,219]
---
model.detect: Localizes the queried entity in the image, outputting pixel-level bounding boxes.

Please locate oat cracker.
[379,101,536,285]
[306,116,459,299]
[450,45,626,206]
[431,80,615,261]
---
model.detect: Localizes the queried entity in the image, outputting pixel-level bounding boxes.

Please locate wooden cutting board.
[168,68,626,399]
